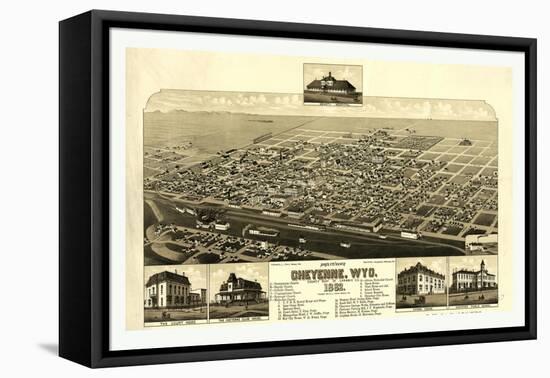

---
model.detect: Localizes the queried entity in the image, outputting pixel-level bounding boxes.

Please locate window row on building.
[397,262,446,295]
[449,260,498,293]
[144,271,206,309]
[397,260,498,296]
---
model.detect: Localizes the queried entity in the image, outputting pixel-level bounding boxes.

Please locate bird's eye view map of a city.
[143,89,498,266]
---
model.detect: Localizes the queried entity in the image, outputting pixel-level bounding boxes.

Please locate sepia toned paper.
[123,46,515,337]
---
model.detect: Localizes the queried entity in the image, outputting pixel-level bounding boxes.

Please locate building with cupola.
[450,260,497,293]
[306,72,357,94]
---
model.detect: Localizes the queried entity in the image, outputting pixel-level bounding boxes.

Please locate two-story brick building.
[144,270,206,308]
[397,262,446,295]
[450,260,497,293]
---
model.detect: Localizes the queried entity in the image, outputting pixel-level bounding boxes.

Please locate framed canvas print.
[59,10,537,368]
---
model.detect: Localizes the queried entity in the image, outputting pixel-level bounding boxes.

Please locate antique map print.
[124,46,512,330]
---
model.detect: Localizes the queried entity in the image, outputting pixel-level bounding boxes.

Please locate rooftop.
[398,262,445,280]
[146,271,191,287]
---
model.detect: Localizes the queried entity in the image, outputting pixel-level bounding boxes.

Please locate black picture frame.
[59,9,537,368]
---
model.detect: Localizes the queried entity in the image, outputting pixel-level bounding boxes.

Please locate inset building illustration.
[144,266,208,324]
[305,71,357,95]
[215,272,267,304]
[145,270,206,308]
[450,259,497,292]
[395,257,448,309]
[397,262,446,296]
[449,256,498,306]
[209,263,269,320]
[303,63,362,105]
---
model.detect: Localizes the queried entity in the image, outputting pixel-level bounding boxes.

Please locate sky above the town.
[145,89,497,120]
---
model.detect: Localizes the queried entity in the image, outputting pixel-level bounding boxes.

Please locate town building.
[249,227,280,237]
[465,233,498,251]
[190,288,207,305]
[334,221,382,234]
[371,154,386,164]
[214,222,230,231]
[397,262,446,295]
[450,260,497,292]
[262,210,282,217]
[196,219,213,229]
[144,270,205,308]
[306,72,357,94]
[401,230,420,240]
[215,273,266,304]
